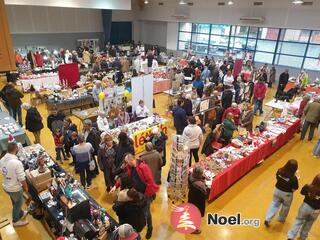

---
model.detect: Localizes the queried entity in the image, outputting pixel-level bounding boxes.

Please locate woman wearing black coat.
[115,132,135,169]
[112,187,146,233]
[22,103,43,144]
[188,167,208,234]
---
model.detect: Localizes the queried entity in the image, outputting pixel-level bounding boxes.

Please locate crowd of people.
[2,45,320,239]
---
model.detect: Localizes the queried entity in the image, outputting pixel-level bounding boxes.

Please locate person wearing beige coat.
[139,142,163,184]
[300,99,320,141]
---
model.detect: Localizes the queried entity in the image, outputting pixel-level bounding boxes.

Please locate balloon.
[127,87,132,93]
[104,90,109,97]
[124,90,130,98]
[98,92,105,100]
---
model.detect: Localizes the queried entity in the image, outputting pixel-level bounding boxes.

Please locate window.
[281,29,310,42]
[231,26,249,37]
[192,34,209,44]
[210,35,229,46]
[211,24,230,36]
[179,32,191,42]
[254,52,274,64]
[177,22,320,71]
[275,54,304,68]
[192,23,210,34]
[178,41,190,51]
[306,44,320,58]
[179,23,192,32]
[247,38,257,51]
[248,27,258,38]
[304,58,320,71]
[310,31,320,44]
[277,42,307,56]
[229,37,247,49]
[191,43,208,54]
[258,28,280,40]
[209,45,227,56]
[256,40,277,52]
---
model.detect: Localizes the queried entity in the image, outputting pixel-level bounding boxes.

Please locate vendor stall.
[18,73,60,92]
[191,116,301,202]
[46,93,94,115]
[0,111,31,155]
[104,116,168,154]
[18,144,118,239]
[153,67,171,94]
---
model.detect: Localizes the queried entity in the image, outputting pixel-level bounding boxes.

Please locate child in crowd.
[53,128,68,163]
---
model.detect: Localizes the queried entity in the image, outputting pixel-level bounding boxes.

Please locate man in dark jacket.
[22,103,43,144]
[221,85,233,110]
[5,83,24,126]
[181,94,193,116]
[172,99,188,135]
[47,108,65,132]
[147,127,168,166]
[276,69,289,98]
[110,154,159,240]
[83,119,101,176]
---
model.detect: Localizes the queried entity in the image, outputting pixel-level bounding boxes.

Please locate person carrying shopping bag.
[264,159,299,227]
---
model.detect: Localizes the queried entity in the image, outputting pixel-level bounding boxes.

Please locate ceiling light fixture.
[144,0,149,4]
[292,0,304,4]
[179,0,187,5]
[227,0,234,5]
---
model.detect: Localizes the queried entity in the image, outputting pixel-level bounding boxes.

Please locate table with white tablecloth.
[19,74,60,92]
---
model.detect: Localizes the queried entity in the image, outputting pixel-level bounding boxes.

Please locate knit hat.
[117,224,139,240]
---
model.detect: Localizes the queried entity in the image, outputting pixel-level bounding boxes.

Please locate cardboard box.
[33,178,53,193]
[30,168,51,184]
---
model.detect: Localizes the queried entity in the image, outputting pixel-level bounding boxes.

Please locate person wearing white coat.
[182,116,203,167]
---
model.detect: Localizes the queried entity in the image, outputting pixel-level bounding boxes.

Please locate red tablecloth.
[208,120,300,202]
[153,79,171,94]
[285,82,320,93]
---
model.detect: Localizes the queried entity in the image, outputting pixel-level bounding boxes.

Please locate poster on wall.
[0,0,16,72]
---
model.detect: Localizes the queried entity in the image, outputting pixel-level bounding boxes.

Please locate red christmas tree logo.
[171,203,201,234]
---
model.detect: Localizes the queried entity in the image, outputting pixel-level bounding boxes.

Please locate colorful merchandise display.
[191,117,301,201]
[18,144,118,239]
[167,135,190,203]
[104,115,168,154]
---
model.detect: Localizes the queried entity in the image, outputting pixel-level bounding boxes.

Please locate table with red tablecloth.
[285,82,320,93]
[153,79,171,94]
[208,119,301,202]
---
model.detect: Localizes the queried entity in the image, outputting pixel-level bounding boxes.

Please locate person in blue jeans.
[288,174,320,240]
[300,98,320,141]
[264,159,299,227]
[313,123,320,157]
[0,142,29,226]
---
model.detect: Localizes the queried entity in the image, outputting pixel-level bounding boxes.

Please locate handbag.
[88,152,96,171]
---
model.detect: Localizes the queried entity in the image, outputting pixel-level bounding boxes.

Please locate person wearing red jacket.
[253,78,267,115]
[110,153,159,240]
[222,103,241,125]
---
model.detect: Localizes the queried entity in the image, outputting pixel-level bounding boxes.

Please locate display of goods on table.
[18,72,60,92]
[18,144,118,239]
[0,112,31,154]
[104,115,168,154]
[167,135,190,204]
[46,90,94,115]
[153,67,171,94]
[191,116,300,202]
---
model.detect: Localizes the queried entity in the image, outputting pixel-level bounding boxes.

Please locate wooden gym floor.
[0,86,319,240]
